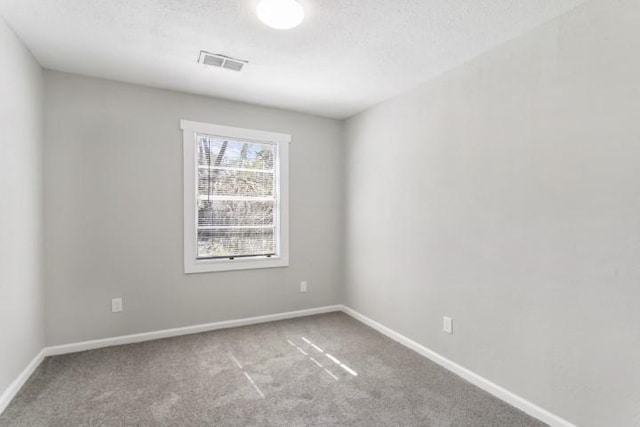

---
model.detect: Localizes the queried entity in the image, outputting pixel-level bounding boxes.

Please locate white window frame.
[181,120,290,273]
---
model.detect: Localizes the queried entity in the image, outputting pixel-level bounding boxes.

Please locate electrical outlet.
[300,281,308,293]
[112,298,123,313]
[443,316,453,334]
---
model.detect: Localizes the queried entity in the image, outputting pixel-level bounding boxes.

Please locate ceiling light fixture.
[256,0,304,30]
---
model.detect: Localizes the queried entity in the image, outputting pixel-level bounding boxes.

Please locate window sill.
[184,255,289,274]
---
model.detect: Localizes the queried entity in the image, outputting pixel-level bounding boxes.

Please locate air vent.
[198,51,247,72]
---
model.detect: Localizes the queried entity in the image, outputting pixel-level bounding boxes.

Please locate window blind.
[196,134,277,259]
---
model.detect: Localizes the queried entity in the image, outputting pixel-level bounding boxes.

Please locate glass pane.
[195,133,279,258]
[197,228,275,258]
[197,135,275,170]
[198,200,274,227]
[198,169,274,198]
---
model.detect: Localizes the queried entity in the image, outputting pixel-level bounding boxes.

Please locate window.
[181,120,290,273]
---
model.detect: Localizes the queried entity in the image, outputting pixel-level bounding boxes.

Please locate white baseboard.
[0,305,342,414]
[0,348,46,415]
[2,304,574,427]
[45,305,343,356]
[340,305,575,427]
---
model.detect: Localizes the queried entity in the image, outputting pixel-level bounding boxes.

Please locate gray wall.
[44,71,344,346]
[343,0,640,425]
[0,19,44,396]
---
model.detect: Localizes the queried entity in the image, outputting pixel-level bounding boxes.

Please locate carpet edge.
[0,348,46,415]
[340,305,575,427]
[0,304,342,415]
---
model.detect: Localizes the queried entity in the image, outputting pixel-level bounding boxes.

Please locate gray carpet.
[0,312,545,426]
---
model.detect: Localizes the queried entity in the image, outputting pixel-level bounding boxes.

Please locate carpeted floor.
[0,312,545,426]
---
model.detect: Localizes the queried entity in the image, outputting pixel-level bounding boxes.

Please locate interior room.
[1,0,639,425]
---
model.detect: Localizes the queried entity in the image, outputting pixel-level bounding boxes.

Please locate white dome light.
[256,0,304,30]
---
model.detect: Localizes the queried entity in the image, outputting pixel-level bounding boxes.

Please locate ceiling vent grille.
[198,51,247,72]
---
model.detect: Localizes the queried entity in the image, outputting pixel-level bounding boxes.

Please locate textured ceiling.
[1,0,588,118]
